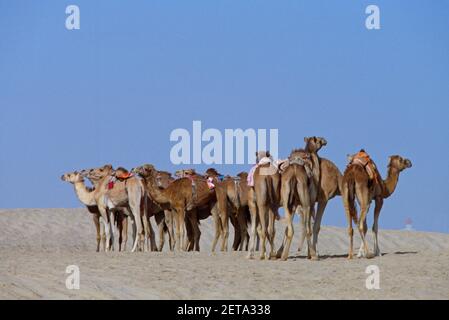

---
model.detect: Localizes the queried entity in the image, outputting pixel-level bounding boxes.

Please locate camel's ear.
[304,137,309,143]
[104,164,113,170]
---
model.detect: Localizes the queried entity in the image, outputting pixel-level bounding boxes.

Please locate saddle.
[114,167,134,181]
[349,149,380,184]
[278,150,314,178]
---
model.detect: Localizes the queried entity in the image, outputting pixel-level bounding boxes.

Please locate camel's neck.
[144,174,171,205]
[307,149,321,184]
[73,181,96,206]
[382,166,400,198]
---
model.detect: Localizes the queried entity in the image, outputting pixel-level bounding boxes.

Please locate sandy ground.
[0,208,448,299]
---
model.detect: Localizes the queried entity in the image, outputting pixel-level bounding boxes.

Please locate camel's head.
[388,155,412,172]
[155,171,174,188]
[175,169,197,178]
[80,164,114,182]
[205,168,220,178]
[61,171,84,184]
[255,151,272,164]
[237,171,248,179]
[132,164,156,178]
[304,136,327,152]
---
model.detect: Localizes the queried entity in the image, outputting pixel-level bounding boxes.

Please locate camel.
[342,153,412,259]
[247,151,281,260]
[205,169,252,252]
[276,149,317,261]
[151,170,176,251]
[301,136,343,255]
[61,171,106,251]
[133,164,216,251]
[61,171,130,251]
[80,164,150,252]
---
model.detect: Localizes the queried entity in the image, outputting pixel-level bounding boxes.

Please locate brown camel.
[80,164,150,252]
[277,149,317,261]
[133,164,216,251]
[342,153,412,259]
[205,169,252,252]
[248,151,281,260]
[302,136,343,255]
[151,170,176,251]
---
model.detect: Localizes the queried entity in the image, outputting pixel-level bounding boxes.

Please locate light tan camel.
[342,153,412,259]
[133,164,216,251]
[80,164,150,252]
[61,171,130,251]
[302,136,343,255]
[248,151,281,260]
[61,171,106,251]
[205,169,252,252]
[277,149,317,261]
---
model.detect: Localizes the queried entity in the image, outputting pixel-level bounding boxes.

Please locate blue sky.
[0,1,448,232]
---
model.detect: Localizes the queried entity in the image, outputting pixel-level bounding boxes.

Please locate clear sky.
[1,1,448,232]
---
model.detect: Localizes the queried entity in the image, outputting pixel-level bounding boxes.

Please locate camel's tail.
[266,175,278,209]
[343,175,358,225]
[287,176,297,209]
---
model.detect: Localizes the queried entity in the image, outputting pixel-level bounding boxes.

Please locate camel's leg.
[372,197,383,256]
[342,185,355,259]
[143,215,156,252]
[303,205,317,259]
[117,213,123,252]
[280,204,294,261]
[237,208,249,251]
[165,210,175,251]
[312,199,328,257]
[184,215,195,251]
[355,188,372,259]
[108,209,116,251]
[246,199,258,259]
[188,210,201,252]
[93,214,101,252]
[296,208,307,252]
[128,213,136,250]
[356,219,368,257]
[100,217,106,252]
[267,206,277,259]
[211,207,222,253]
[157,214,165,252]
[130,209,143,253]
[98,206,111,252]
[121,215,128,252]
[230,213,241,251]
[175,208,186,251]
[219,206,230,252]
[257,198,268,260]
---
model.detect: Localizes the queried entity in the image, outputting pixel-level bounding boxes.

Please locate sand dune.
[0,208,448,299]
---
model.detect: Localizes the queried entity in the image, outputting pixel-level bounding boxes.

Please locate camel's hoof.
[246,254,254,260]
[310,255,320,261]
[366,252,375,259]
[347,255,353,260]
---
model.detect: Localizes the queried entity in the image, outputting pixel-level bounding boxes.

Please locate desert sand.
[0,208,448,299]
